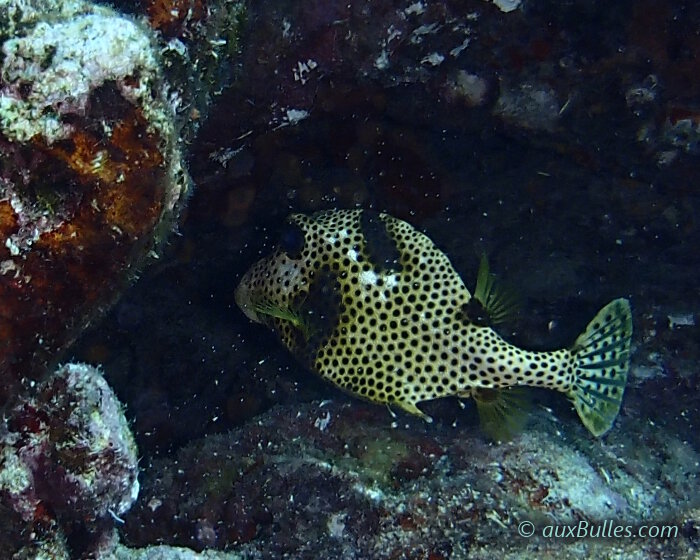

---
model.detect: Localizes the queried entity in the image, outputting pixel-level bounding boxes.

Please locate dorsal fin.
[470,254,519,325]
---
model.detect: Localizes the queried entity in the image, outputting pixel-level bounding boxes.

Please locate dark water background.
[63,1,700,554]
[71,76,699,455]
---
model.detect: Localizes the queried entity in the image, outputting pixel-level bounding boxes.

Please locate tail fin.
[569,298,633,436]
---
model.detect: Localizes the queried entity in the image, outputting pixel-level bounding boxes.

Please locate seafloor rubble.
[116,400,699,559]
[1,0,699,558]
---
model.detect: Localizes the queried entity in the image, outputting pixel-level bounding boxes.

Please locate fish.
[235,209,633,437]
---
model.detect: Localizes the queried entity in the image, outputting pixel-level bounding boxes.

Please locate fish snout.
[234,273,261,323]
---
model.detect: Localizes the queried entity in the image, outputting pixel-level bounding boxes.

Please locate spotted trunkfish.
[235,209,632,437]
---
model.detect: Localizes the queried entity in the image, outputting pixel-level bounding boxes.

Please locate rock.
[0,363,139,558]
[121,400,699,559]
[0,0,190,408]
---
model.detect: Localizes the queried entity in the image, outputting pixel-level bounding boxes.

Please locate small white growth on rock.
[421,52,445,66]
[0,259,20,276]
[352,481,385,502]
[491,0,522,13]
[385,25,402,45]
[668,313,695,329]
[327,512,346,538]
[4,237,20,256]
[453,71,488,106]
[656,150,678,166]
[314,411,331,431]
[410,23,441,45]
[293,58,317,85]
[281,18,292,38]
[404,1,426,16]
[374,25,402,70]
[285,108,309,124]
[375,50,390,70]
[450,37,471,58]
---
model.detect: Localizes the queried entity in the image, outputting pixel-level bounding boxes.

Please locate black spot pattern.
[458,299,491,327]
[236,209,575,417]
[278,221,306,259]
[291,266,343,365]
[360,210,402,273]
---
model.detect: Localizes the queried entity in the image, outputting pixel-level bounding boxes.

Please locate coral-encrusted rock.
[0,363,139,558]
[0,0,190,408]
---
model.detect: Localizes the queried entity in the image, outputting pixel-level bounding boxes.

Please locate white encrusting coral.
[1,11,160,144]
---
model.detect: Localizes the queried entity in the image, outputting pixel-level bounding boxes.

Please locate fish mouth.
[234,273,260,323]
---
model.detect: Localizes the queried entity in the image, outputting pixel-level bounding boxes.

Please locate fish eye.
[279,222,306,259]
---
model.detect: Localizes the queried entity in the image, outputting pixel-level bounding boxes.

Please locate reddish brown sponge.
[0,107,165,405]
[145,0,206,37]
[0,7,189,410]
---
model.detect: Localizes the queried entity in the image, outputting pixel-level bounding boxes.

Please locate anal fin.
[394,399,433,423]
[473,387,531,442]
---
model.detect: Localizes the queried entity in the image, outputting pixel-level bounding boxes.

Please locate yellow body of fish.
[235,209,632,437]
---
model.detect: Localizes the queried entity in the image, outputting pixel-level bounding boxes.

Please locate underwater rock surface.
[0,0,246,411]
[0,363,139,558]
[0,0,190,409]
[121,400,698,558]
